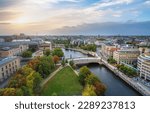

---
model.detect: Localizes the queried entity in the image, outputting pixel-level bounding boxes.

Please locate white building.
[137,53,150,80]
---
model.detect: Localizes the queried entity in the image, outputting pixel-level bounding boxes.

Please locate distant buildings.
[113,46,140,65]
[0,57,20,82]
[0,45,28,57]
[0,38,4,42]
[138,53,150,80]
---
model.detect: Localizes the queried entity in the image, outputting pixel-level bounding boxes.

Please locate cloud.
[91,0,134,10]
[0,11,21,21]
[51,21,150,35]
[0,0,22,9]
[144,0,150,5]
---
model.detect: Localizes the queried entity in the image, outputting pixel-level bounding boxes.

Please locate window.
[1,67,3,71]
[6,70,8,74]
[2,73,4,78]
[5,65,8,69]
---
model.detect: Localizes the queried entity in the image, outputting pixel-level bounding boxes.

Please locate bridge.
[69,57,102,65]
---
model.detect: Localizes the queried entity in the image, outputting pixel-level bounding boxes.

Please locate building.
[39,41,52,51]
[137,53,150,80]
[0,45,28,57]
[113,47,140,65]
[0,38,4,42]
[101,43,119,59]
[32,50,43,58]
[0,57,20,82]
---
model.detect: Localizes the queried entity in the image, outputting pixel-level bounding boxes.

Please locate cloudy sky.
[0,0,150,35]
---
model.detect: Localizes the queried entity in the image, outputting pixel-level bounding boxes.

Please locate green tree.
[21,50,32,58]
[52,48,64,57]
[44,49,51,56]
[16,88,24,96]
[79,66,91,85]
[61,59,66,67]
[107,57,117,64]
[85,73,100,85]
[33,72,42,94]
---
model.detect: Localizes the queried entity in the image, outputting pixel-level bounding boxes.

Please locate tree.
[53,55,60,64]
[79,66,91,76]
[107,57,117,64]
[21,50,32,58]
[82,85,96,96]
[93,82,106,96]
[61,59,66,67]
[80,44,97,52]
[44,49,51,56]
[35,56,55,78]
[0,88,16,96]
[16,88,24,96]
[52,48,64,57]
[8,74,26,88]
[21,86,32,96]
[85,73,100,85]
[27,57,40,70]
[79,66,91,85]
[33,72,42,94]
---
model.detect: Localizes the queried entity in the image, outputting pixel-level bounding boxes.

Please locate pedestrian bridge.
[70,57,102,65]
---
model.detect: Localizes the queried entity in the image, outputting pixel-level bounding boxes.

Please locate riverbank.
[102,60,150,96]
[65,48,97,57]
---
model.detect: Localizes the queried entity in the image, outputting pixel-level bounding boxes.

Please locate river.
[63,48,140,96]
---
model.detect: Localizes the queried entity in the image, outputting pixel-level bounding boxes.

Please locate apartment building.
[101,43,119,59]
[39,41,52,51]
[0,57,20,82]
[113,47,140,65]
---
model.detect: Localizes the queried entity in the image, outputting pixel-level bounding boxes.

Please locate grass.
[41,66,83,96]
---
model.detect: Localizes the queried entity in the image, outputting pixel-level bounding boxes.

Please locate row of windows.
[1,60,17,71]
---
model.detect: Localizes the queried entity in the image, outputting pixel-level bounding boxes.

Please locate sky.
[0,0,150,35]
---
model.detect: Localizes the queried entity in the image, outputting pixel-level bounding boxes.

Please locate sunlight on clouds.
[12,17,29,24]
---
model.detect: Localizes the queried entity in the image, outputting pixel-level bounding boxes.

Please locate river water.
[63,48,140,96]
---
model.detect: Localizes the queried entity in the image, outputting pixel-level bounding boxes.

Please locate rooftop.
[0,56,19,66]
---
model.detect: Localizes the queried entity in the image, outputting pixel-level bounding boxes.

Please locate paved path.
[41,66,63,87]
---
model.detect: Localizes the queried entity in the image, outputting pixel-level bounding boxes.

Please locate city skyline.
[0,0,150,35]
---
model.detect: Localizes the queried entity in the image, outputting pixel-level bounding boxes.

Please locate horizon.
[0,0,150,35]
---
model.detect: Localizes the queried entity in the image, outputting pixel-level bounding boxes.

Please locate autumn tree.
[82,85,96,96]
[53,55,60,64]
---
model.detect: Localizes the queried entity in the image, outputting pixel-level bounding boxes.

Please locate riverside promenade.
[102,59,150,96]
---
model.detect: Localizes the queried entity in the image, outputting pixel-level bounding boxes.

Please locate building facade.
[113,48,140,65]
[137,53,150,80]
[39,41,52,51]
[101,43,119,59]
[0,57,20,82]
